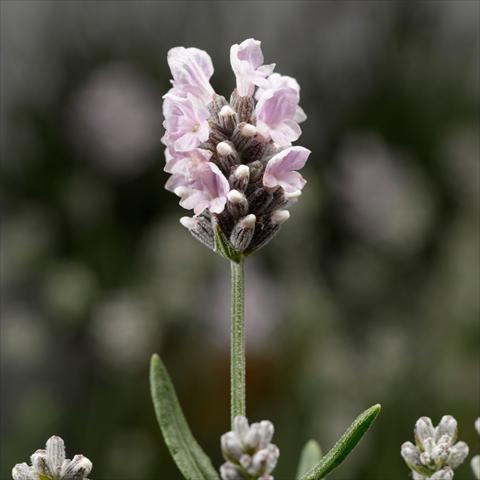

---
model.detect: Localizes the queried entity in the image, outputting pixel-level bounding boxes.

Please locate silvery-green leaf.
[299,404,381,480]
[150,354,220,480]
[296,440,322,479]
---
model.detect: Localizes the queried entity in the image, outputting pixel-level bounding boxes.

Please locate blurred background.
[1,1,479,479]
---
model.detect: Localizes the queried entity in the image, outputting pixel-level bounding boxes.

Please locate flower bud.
[230,215,256,252]
[437,416,457,442]
[271,210,290,225]
[61,455,93,479]
[447,441,469,468]
[216,141,240,172]
[219,105,238,132]
[430,468,454,480]
[220,415,279,480]
[229,165,250,191]
[415,417,435,446]
[227,190,249,218]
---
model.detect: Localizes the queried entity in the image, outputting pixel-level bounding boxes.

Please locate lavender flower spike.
[12,435,92,480]
[401,415,469,480]
[220,415,279,480]
[162,39,310,258]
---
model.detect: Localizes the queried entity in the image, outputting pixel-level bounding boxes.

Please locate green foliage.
[298,404,381,480]
[296,440,323,479]
[150,354,220,480]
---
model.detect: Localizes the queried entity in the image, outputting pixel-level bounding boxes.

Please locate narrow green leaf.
[150,354,220,480]
[296,440,322,479]
[299,404,381,480]
[213,223,242,263]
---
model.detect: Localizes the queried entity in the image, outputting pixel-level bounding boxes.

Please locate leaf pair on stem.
[150,354,381,480]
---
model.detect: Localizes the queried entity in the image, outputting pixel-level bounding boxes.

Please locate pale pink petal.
[167,47,215,103]
[263,146,311,193]
[295,106,307,123]
[162,93,210,152]
[256,87,301,146]
[230,38,275,96]
[269,119,301,146]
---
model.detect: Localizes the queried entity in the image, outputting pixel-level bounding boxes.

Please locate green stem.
[230,259,245,427]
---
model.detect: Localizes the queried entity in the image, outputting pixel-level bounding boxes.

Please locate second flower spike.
[220,415,280,480]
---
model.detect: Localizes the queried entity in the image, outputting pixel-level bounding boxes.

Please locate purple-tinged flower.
[255,86,302,146]
[263,146,310,194]
[167,47,215,103]
[162,39,310,258]
[255,73,307,124]
[230,39,275,97]
[162,92,210,152]
[167,159,230,215]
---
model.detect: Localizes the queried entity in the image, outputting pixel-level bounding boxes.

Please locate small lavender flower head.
[162,38,310,259]
[220,415,279,480]
[401,416,469,479]
[12,435,92,480]
[471,418,480,480]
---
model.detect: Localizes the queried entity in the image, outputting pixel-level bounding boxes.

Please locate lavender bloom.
[255,73,307,124]
[162,39,310,257]
[167,47,215,104]
[12,436,92,480]
[255,86,302,146]
[401,416,469,479]
[220,416,279,480]
[230,39,275,97]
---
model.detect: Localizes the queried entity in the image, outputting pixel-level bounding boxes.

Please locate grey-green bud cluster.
[220,415,279,480]
[180,92,295,260]
[401,416,469,480]
[12,436,92,480]
[472,418,480,480]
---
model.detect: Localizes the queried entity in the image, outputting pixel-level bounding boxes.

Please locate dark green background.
[1,1,478,479]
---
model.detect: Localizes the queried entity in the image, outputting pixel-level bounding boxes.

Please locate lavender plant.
[150,38,381,480]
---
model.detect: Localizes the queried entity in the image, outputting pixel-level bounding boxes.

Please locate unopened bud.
[230,215,256,252]
[217,141,234,156]
[447,442,469,468]
[218,105,238,132]
[241,123,257,137]
[227,190,248,217]
[229,165,250,192]
[401,442,420,466]
[180,217,196,230]
[437,416,457,441]
[215,141,239,173]
[240,214,256,229]
[220,462,244,480]
[61,455,93,479]
[271,210,290,225]
[430,468,454,480]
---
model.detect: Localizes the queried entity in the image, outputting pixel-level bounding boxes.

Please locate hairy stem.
[230,259,245,427]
